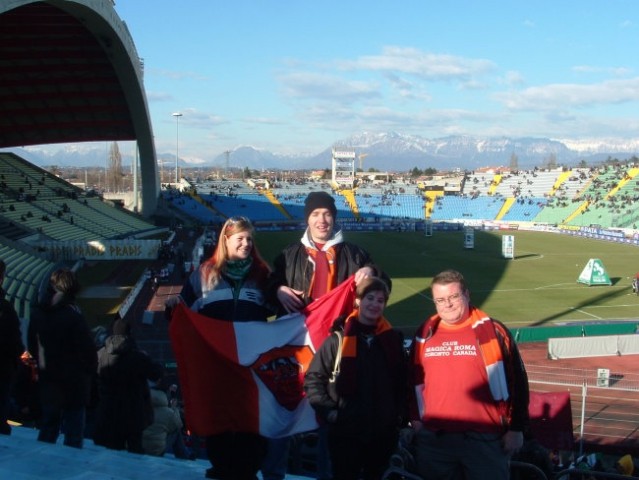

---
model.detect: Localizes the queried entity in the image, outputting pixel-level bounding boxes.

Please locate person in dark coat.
[93,316,158,453]
[304,277,406,480]
[27,268,97,448]
[0,259,25,435]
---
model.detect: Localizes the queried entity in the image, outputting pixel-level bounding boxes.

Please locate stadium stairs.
[0,425,313,479]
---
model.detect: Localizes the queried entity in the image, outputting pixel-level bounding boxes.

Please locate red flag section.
[300,274,357,350]
[169,276,356,438]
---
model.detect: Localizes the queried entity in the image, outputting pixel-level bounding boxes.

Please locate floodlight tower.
[224,150,231,178]
[172,112,183,184]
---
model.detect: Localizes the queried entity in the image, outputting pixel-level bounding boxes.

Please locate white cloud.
[175,109,227,129]
[146,91,173,102]
[279,72,380,103]
[494,77,639,110]
[340,46,495,81]
[572,65,633,76]
[503,71,525,86]
[241,117,286,126]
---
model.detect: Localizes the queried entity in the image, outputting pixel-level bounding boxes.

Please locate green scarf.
[224,257,253,301]
[225,257,252,282]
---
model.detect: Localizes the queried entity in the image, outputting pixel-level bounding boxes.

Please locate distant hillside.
[12,132,639,172]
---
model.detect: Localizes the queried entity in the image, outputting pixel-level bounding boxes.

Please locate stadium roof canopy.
[0,0,159,216]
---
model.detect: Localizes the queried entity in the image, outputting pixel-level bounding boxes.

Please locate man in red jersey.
[408,269,529,480]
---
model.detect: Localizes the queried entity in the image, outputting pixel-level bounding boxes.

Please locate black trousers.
[206,431,266,480]
[328,428,398,480]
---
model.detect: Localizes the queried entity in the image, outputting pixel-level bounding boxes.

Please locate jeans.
[261,436,290,480]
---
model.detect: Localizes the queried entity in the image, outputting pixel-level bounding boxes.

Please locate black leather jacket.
[269,229,390,316]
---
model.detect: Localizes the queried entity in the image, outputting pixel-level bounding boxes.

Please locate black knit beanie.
[304,191,337,220]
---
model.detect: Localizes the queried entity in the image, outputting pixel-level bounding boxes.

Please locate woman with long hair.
[177,216,274,480]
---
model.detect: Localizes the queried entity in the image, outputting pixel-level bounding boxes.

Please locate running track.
[519,342,639,456]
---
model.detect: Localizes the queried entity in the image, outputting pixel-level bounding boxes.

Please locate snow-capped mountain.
[318,132,639,170]
[12,133,639,172]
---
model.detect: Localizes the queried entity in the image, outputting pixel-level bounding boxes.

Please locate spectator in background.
[27,268,97,448]
[615,454,637,477]
[142,368,183,457]
[93,316,158,453]
[408,269,529,480]
[0,259,25,435]
[164,383,196,460]
[265,191,390,480]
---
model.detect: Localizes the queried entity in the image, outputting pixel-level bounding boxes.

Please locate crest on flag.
[252,345,314,411]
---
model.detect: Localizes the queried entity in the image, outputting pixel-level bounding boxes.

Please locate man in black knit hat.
[270,191,389,315]
[262,190,390,480]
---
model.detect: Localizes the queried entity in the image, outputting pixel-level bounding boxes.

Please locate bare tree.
[108,142,124,192]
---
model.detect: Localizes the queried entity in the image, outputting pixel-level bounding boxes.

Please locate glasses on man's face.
[433,292,464,306]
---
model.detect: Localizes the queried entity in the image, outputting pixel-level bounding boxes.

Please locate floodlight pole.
[172,112,183,185]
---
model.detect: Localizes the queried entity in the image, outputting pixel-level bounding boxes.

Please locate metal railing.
[526,364,639,457]
[526,364,639,391]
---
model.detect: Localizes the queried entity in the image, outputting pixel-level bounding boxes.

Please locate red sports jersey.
[418,318,504,433]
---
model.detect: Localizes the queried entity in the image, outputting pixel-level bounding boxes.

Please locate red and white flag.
[169,275,356,438]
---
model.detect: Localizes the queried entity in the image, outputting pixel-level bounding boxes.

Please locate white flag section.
[232,313,311,363]
[236,314,320,438]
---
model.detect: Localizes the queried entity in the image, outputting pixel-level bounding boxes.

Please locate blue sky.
[113,0,639,165]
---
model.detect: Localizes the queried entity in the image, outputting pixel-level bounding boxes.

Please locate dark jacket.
[304,318,406,438]
[180,268,273,321]
[269,229,390,316]
[93,334,157,446]
[27,299,97,409]
[0,290,23,382]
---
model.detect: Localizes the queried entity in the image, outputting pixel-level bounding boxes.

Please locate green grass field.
[76,229,639,333]
[257,229,639,332]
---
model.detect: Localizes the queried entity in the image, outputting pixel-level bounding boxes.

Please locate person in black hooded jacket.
[0,259,24,435]
[27,268,97,448]
[93,316,159,453]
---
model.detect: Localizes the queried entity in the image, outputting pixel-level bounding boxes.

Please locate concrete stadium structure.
[0,0,159,216]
